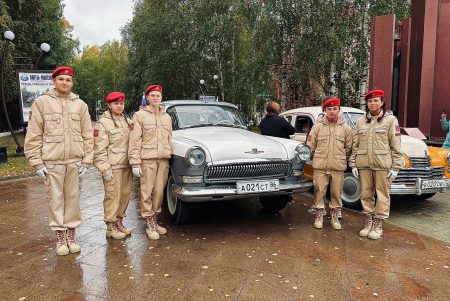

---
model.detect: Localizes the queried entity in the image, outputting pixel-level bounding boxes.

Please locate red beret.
[144,84,163,95]
[52,66,73,78]
[365,89,384,100]
[105,91,125,102]
[322,97,340,110]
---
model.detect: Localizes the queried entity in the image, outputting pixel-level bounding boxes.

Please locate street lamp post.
[1,31,23,154]
[1,32,51,155]
[198,79,207,95]
[213,74,221,101]
[33,43,50,70]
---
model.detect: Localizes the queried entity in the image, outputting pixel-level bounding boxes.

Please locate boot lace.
[372,218,382,231]
[110,222,120,232]
[117,218,126,231]
[315,209,324,221]
[67,228,77,243]
[331,208,339,222]
[147,216,157,231]
[57,231,66,245]
[364,215,373,229]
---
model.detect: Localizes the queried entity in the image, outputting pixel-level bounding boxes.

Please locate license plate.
[237,180,279,194]
[421,179,448,189]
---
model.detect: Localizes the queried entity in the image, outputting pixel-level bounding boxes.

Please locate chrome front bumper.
[173,180,313,202]
[390,178,449,195]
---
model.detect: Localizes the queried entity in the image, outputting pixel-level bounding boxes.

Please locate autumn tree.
[72,40,129,119]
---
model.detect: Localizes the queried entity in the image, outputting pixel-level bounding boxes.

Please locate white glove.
[79,166,87,177]
[103,171,113,182]
[36,167,48,179]
[387,170,398,181]
[351,168,359,178]
[132,166,142,178]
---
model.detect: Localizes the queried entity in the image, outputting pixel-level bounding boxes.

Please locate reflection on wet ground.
[0,169,449,300]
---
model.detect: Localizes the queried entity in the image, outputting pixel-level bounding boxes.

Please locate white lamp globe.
[4,31,15,41]
[40,43,50,52]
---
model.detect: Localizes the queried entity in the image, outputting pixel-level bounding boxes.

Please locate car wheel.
[165,175,192,224]
[341,172,362,209]
[417,193,437,200]
[259,195,290,213]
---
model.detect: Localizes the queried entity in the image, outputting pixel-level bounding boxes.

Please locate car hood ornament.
[245,148,264,154]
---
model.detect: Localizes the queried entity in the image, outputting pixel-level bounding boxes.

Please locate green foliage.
[0,0,78,129]
[72,41,129,118]
[123,0,411,119]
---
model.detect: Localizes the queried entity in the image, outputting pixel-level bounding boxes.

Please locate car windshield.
[164,104,246,130]
[341,112,364,128]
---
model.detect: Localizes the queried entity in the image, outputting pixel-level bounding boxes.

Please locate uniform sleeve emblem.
[129,123,134,131]
[94,128,99,137]
[395,125,401,136]
[307,135,311,141]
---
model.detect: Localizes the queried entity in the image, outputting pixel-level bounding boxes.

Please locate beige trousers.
[139,159,169,218]
[103,168,132,222]
[313,170,343,209]
[45,161,81,231]
[359,169,391,219]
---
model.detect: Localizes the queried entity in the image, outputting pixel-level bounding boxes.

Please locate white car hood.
[400,135,429,157]
[174,127,289,162]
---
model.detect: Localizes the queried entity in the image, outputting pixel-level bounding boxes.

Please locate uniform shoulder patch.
[395,125,401,136]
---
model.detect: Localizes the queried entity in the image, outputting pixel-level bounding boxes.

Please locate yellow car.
[428,146,450,178]
[280,106,449,208]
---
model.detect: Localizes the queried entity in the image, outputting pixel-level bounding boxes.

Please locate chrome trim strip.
[173,180,313,202]
[390,178,448,195]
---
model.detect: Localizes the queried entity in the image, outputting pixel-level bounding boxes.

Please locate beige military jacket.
[94,111,132,174]
[24,89,93,170]
[128,105,172,166]
[349,111,403,171]
[307,116,353,172]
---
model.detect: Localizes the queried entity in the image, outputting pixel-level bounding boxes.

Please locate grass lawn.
[0,132,34,178]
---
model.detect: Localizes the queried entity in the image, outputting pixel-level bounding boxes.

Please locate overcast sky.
[63,0,135,50]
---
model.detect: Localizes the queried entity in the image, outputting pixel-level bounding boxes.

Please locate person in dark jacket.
[259,101,295,139]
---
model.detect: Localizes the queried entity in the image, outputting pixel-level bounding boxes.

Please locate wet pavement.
[388,193,450,244]
[1,169,450,301]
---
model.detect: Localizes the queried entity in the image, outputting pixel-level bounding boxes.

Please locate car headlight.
[295,144,312,162]
[185,147,206,167]
[446,151,450,166]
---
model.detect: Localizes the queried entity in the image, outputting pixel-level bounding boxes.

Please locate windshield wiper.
[179,123,215,129]
[179,123,246,130]
[216,124,246,129]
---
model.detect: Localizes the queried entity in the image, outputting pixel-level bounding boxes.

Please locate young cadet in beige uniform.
[128,84,172,240]
[307,97,352,230]
[24,66,93,256]
[349,89,403,240]
[94,92,133,240]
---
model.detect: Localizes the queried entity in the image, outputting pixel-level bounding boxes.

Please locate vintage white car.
[160,100,313,223]
[280,106,449,208]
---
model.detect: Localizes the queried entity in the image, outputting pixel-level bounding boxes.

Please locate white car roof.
[280,106,365,119]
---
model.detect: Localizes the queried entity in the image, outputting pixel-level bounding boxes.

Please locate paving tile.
[1,169,450,300]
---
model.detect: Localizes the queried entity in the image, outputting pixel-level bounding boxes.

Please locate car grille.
[205,161,292,183]
[394,156,445,185]
[409,156,430,168]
